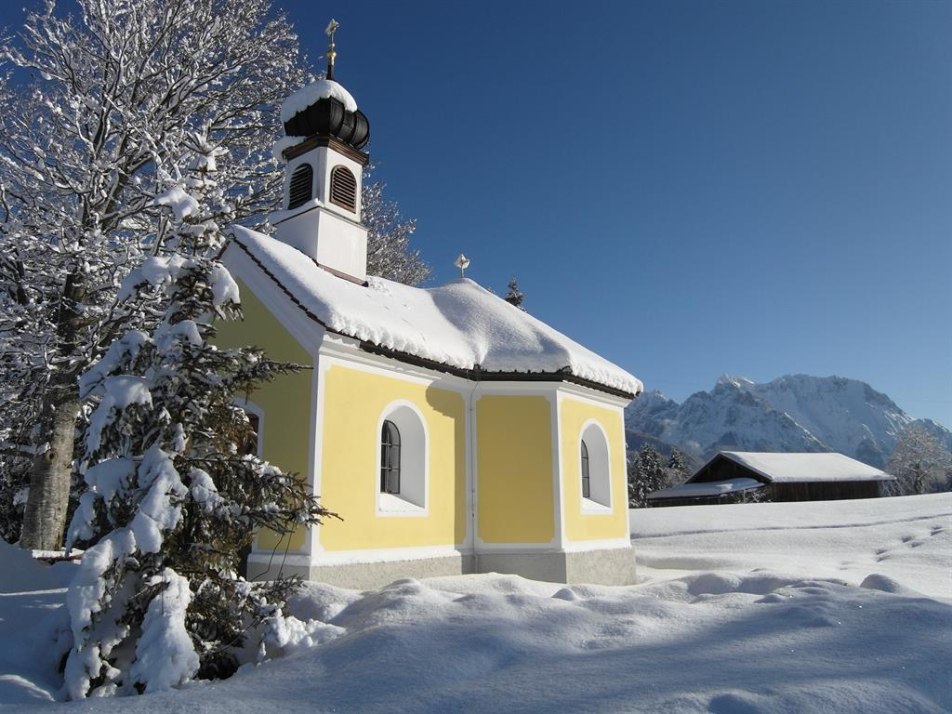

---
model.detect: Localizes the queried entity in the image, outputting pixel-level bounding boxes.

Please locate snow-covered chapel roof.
[226,227,643,398]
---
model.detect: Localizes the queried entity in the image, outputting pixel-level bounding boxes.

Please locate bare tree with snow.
[886,423,952,495]
[362,176,429,285]
[0,0,425,549]
[0,0,308,550]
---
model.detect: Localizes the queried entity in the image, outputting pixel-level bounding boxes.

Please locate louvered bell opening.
[330,166,357,212]
[288,163,314,209]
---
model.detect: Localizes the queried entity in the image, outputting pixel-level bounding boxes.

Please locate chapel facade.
[215,30,642,588]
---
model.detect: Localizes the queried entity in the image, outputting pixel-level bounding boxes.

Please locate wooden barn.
[647,451,895,507]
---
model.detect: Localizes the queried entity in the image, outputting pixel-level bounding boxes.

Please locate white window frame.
[375,401,428,516]
[234,398,265,459]
[580,420,612,512]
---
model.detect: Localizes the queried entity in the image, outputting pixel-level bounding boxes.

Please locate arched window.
[242,412,260,457]
[580,422,611,509]
[380,420,401,494]
[235,400,264,458]
[377,403,427,513]
[580,440,591,499]
[329,165,357,211]
[288,163,313,209]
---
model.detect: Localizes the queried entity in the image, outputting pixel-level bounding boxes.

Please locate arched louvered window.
[330,165,357,212]
[380,420,401,495]
[288,163,313,209]
[581,440,591,499]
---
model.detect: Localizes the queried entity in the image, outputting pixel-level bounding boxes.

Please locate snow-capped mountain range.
[625,374,952,468]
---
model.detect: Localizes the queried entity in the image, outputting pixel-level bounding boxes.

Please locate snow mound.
[0,540,64,593]
[859,573,922,596]
[2,495,950,712]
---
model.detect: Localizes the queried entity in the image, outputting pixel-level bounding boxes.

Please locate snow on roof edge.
[648,477,764,500]
[224,228,642,399]
[704,451,896,483]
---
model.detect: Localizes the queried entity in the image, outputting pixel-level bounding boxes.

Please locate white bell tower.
[272,20,371,284]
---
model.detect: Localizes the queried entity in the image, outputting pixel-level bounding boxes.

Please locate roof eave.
[359,341,637,399]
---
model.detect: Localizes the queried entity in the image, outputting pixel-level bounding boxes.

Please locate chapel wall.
[213,278,314,555]
[475,395,556,545]
[317,363,467,553]
[558,395,630,544]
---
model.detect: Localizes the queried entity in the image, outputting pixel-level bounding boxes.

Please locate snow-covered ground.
[2,494,949,713]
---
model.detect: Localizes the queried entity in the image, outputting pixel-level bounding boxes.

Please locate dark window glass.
[581,440,591,499]
[380,420,401,494]
[243,412,260,456]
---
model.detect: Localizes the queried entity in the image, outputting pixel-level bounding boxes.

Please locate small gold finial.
[325,19,340,80]
[454,254,470,278]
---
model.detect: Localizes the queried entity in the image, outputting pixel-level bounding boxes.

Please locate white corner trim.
[557,385,630,410]
[552,390,566,550]
[307,355,324,556]
[318,344,472,392]
[465,380,482,553]
[473,381,563,397]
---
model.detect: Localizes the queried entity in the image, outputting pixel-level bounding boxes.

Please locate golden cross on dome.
[325,19,340,80]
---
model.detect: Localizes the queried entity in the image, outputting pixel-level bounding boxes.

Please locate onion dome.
[280,80,370,149]
[279,20,369,150]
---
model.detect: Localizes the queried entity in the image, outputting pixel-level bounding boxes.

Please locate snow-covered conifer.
[665,448,690,487]
[628,445,666,507]
[504,278,525,309]
[63,164,333,697]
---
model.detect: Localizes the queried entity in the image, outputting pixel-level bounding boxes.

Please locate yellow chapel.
[215,36,643,588]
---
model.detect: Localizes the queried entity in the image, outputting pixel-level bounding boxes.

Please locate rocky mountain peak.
[626,374,950,468]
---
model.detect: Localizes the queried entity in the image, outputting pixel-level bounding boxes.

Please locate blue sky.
[279,0,951,426]
[4,1,950,426]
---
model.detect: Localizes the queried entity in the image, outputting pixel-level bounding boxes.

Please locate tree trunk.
[19,396,80,550]
[20,267,87,551]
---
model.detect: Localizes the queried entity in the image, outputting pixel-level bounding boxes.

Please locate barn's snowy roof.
[715,452,895,483]
[226,227,643,397]
[648,477,764,500]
